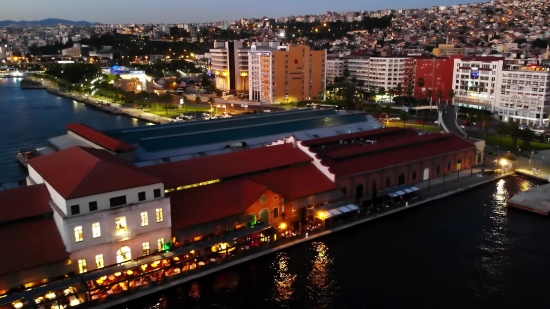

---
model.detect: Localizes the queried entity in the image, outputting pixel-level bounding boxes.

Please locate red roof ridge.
[29,147,161,199]
[327,133,454,159]
[67,123,135,152]
[269,135,337,182]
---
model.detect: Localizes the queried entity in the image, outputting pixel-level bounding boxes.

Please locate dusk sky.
[2,0,475,24]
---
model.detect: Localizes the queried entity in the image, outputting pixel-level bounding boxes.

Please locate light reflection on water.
[271,252,297,307]
[307,242,337,309]
[476,178,539,294]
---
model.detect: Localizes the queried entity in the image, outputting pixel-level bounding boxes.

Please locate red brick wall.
[337,148,476,200]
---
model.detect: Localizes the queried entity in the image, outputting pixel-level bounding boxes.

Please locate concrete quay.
[91,170,511,309]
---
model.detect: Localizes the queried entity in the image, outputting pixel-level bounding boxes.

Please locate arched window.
[116,246,131,264]
[398,174,405,185]
[355,184,364,201]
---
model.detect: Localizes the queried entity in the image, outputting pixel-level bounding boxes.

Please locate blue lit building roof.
[140,113,368,152]
[108,108,337,144]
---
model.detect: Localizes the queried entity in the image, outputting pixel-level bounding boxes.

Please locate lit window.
[158,238,165,251]
[95,254,104,269]
[142,242,150,256]
[78,259,87,273]
[92,222,101,238]
[115,217,128,236]
[155,208,164,223]
[141,212,148,226]
[74,226,83,242]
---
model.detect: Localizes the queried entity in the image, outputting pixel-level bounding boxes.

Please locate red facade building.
[413,55,464,103]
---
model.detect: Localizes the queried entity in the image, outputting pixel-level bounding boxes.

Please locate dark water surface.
[0,78,146,183]
[117,177,550,309]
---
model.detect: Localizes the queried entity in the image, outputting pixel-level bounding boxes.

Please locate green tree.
[448,89,455,106]
[195,96,202,104]
[520,128,535,149]
[508,121,520,150]
[497,121,507,145]
[437,89,443,106]
[420,112,428,131]
[343,69,350,79]
[351,76,357,84]
[357,80,365,88]
[399,111,409,127]
[378,87,385,96]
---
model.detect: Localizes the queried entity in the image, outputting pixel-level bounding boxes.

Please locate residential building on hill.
[348,56,408,92]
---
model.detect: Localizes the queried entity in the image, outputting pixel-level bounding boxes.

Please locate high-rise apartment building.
[326,56,347,85]
[452,56,505,111]
[205,41,279,94]
[348,56,408,92]
[495,63,550,127]
[248,45,326,104]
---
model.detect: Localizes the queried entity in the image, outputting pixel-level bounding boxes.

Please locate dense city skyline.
[3,0,475,24]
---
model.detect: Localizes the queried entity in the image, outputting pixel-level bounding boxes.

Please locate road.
[439,104,466,137]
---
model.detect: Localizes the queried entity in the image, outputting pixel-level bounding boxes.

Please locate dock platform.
[515,169,550,182]
[507,183,550,215]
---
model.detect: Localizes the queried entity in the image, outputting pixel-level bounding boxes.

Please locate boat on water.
[20,79,46,89]
[16,149,39,167]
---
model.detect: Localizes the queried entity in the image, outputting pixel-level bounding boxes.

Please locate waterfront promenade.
[86,169,511,309]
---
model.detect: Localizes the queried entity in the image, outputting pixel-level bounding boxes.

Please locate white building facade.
[452,56,504,111]
[495,64,550,127]
[347,57,407,92]
[27,147,172,274]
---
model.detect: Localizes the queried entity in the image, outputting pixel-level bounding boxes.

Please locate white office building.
[347,57,407,91]
[495,63,550,127]
[27,146,172,273]
[452,56,504,111]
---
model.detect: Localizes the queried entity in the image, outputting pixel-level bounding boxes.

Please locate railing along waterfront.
[0,172,507,309]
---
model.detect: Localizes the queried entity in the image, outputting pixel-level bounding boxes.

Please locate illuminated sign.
[110,65,131,74]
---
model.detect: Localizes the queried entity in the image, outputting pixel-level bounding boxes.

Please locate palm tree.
[476,112,484,131]
[520,128,535,149]
[416,77,425,102]
[481,114,491,134]
[378,87,386,96]
[497,121,507,146]
[508,121,520,150]
[399,111,409,128]
[387,89,395,100]
[420,112,428,131]
[437,89,443,107]
[426,89,433,115]
[448,89,455,106]
[395,83,403,97]
[195,96,201,104]
[208,97,215,105]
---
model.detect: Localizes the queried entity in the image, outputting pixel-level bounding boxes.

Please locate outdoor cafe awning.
[317,204,360,219]
[382,184,420,198]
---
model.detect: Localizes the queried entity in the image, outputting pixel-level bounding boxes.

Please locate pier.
[508,183,550,215]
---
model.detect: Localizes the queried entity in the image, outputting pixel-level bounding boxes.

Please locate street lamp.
[529,150,534,169]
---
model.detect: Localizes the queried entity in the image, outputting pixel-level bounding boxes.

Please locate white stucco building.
[27,146,172,273]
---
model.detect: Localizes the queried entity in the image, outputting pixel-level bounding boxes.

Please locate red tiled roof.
[67,123,135,152]
[245,164,337,201]
[0,219,68,275]
[29,147,162,199]
[0,184,51,223]
[322,133,475,177]
[302,127,412,147]
[170,179,267,230]
[141,143,312,189]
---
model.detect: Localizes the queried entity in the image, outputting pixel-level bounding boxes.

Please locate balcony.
[111,230,132,243]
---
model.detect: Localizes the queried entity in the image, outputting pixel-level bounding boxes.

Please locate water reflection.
[213,271,240,294]
[271,252,297,306]
[307,242,337,309]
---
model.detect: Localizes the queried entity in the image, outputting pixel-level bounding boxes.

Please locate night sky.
[2,0,475,23]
